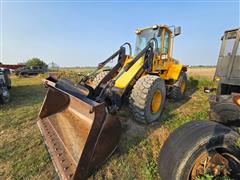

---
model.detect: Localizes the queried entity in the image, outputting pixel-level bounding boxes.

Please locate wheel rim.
[190,150,240,179]
[151,89,162,113]
[180,80,186,94]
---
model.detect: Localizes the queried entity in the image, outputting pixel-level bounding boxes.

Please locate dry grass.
[0,68,215,179]
[0,75,56,179]
[188,67,216,79]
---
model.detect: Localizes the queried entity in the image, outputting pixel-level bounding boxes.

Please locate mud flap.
[37,79,122,180]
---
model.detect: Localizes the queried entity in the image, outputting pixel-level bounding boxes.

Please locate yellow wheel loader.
[37,24,187,179]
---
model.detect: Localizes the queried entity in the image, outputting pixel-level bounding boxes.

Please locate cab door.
[160,29,170,63]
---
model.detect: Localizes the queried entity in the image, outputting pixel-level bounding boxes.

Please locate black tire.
[129,75,166,124]
[0,88,10,104]
[168,71,187,101]
[158,120,240,180]
[91,71,109,88]
[209,95,240,125]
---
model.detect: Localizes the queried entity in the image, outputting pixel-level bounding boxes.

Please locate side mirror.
[204,87,216,93]
[174,26,181,36]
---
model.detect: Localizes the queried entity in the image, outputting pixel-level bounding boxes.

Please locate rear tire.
[158,120,240,180]
[168,71,187,101]
[91,71,109,88]
[129,75,166,124]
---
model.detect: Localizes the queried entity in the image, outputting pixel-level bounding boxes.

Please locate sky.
[0,0,239,67]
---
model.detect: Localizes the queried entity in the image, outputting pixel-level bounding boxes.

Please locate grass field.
[0,68,216,179]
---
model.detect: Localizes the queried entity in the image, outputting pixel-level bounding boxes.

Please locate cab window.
[135,29,162,55]
[163,31,169,54]
[224,31,237,56]
[224,39,235,56]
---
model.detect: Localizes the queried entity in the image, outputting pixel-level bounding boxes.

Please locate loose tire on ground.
[129,75,166,124]
[91,71,109,88]
[168,71,187,101]
[158,120,240,180]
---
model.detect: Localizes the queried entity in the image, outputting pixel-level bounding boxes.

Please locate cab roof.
[136,24,172,34]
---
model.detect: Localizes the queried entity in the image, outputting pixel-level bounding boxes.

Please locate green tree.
[26,58,48,68]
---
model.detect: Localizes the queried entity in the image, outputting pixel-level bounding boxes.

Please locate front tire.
[129,75,166,124]
[158,120,240,180]
[91,71,109,88]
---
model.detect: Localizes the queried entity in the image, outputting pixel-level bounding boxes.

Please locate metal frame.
[215,28,240,85]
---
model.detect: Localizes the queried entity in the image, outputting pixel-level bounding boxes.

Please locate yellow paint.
[235,96,240,106]
[115,56,144,88]
[151,89,162,113]
[123,55,133,66]
[236,98,240,106]
[166,64,183,80]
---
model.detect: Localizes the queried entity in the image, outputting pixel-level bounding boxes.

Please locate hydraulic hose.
[121,42,132,56]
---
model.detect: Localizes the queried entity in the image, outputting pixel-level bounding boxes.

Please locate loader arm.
[78,42,131,86]
[96,41,155,113]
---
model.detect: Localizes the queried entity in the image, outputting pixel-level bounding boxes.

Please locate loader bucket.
[37,78,122,180]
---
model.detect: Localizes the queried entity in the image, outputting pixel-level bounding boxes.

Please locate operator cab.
[135,25,181,57]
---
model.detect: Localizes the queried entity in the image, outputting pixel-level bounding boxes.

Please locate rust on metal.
[190,150,230,179]
[37,79,122,179]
